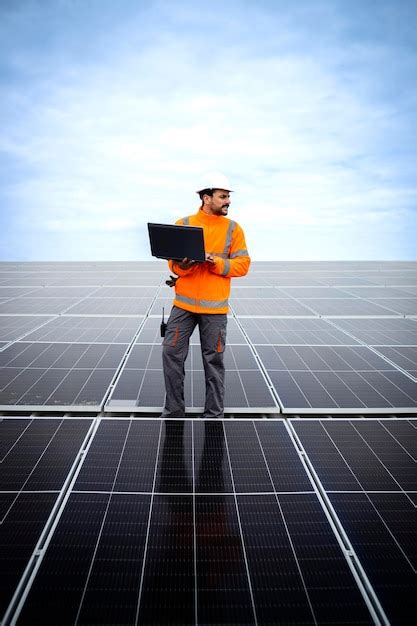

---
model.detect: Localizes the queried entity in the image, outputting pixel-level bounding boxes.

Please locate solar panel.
[23,316,143,344]
[331,318,417,346]
[65,297,154,315]
[0,298,85,315]
[256,345,417,410]
[1,261,416,625]
[231,298,315,316]
[292,419,417,626]
[240,317,360,345]
[297,298,400,316]
[108,344,276,410]
[375,347,417,378]
[366,298,417,316]
[0,418,92,619]
[13,419,379,626]
[0,342,125,409]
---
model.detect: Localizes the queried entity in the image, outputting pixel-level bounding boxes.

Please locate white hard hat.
[196,171,233,194]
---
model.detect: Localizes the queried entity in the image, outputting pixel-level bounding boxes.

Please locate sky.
[1,0,417,261]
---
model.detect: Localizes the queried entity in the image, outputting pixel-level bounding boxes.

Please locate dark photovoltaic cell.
[255,421,313,492]
[366,298,417,316]
[0,418,30,458]
[75,420,161,492]
[375,346,417,378]
[91,286,159,297]
[0,316,55,342]
[238,493,374,626]
[0,298,84,315]
[0,287,40,297]
[155,421,193,492]
[231,298,315,316]
[108,344,276,409]
[16,492,151,626]
[293,419,417,626]
[0,342,125,407]
[298,298,399,316]
[256,345,417,409]
[196,495,255,625]
[23,286,97,297]
[194,421,233,492]
[231,286,290,297]
[1,261,417,625]
[65,297,153,315]
[382,420,417,459]
[0,419,91,622]
[341,286,413,298]
[0,492,58,621]
[0,419,91,491]
[240,317,359,345]
[11,419,383,625]
[329,492,417,625]
[139,495,195,624]
[281,286,354,298]
[224,421,274,492]
[331,318,417,346]
[23,316,143,344]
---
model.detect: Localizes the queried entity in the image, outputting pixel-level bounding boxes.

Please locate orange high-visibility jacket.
[168,208,251,314]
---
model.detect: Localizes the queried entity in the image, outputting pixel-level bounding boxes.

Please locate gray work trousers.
[161,305,227,418]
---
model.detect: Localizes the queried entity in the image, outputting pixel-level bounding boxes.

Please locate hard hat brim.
[196,188,234,193]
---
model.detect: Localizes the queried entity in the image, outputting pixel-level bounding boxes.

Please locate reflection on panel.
[108,344,276,410]
[0,343,124,407]
[23,316,143,344]
[9,419,384,626]
[240,317,359,345]
[257,345,417,409]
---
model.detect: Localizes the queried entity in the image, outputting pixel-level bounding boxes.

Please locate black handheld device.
[160,307,167,337]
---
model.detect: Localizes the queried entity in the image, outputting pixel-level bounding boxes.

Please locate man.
[161,171,251,418]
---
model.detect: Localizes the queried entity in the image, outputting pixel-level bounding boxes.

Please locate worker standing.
[160,172,251,418]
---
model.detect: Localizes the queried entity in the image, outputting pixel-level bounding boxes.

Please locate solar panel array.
[1,261,416,625]
[1,261,417,414]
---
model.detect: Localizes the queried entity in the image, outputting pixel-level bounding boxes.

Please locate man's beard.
[216,205,229,215]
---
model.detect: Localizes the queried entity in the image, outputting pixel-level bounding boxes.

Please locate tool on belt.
[165,275,178,288]
[160,307,167,337]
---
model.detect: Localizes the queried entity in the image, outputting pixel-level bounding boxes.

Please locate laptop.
[148,223,206,262]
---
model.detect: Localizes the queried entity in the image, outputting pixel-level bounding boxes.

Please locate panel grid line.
[221,421,258,626]
[73,420,133,625]
[252,421,319,626]
[320,421,417,571]
[285,419,389,626]
[134,420,163,626]
[3,418,98,626]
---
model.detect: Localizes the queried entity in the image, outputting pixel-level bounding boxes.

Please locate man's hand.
[177,257,196,270]
[205,253,215,264]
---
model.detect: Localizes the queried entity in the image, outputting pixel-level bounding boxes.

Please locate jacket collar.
[195,208,224,225]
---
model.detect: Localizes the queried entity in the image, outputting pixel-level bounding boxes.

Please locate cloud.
[1,0,416,260]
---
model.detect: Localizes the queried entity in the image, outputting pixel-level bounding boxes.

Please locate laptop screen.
[148,223,206,262]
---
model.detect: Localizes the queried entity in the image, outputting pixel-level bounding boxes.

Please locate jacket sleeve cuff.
[209,257,230,276]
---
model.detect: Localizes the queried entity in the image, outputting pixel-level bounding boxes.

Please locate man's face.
[205,189,231,216]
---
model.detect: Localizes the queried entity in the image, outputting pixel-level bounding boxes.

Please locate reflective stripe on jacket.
[168,208,251,314]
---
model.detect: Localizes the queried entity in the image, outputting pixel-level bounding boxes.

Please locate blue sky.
[1,0,416,261]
